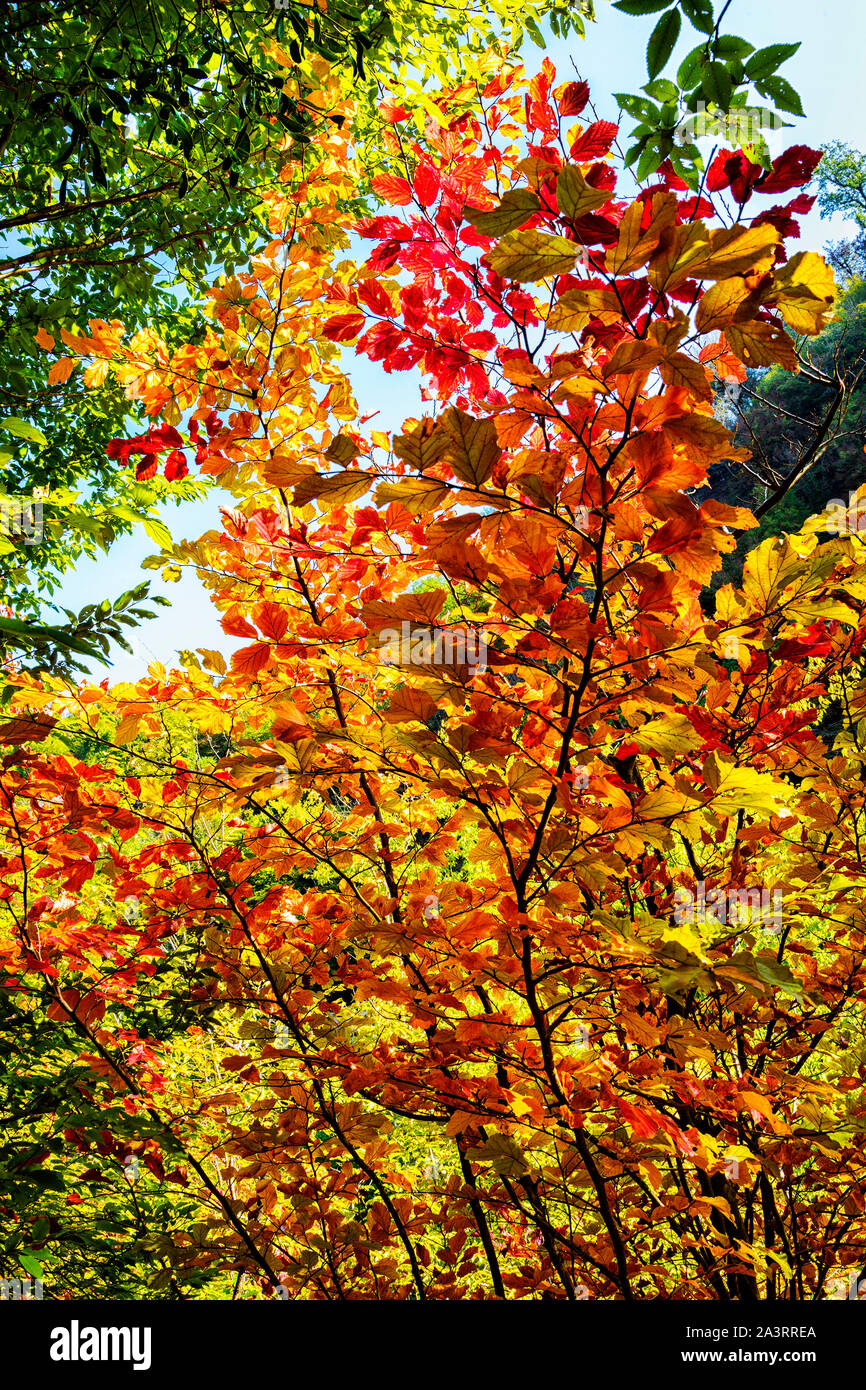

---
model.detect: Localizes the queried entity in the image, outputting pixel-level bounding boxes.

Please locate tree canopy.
[4,42,866,1305]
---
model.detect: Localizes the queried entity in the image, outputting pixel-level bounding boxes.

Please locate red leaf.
[357,281,394,317]
[751,205,800,239]
[706,148,733,193]
[569,120,618,161]
[231,642,272,676]
[616,1099,661,1140]
[571,212,619,246]
[145,425,183,450]
[678,196,715,221]
[323,313,365,342]
[0,712,56,743]
[558,80,590,117]
[255,601,289,641]
[135,454,158,482]
[380,100,410,123]
[656,159,690,191]
[359,320,405,363]
[365,239,404,274]
[757,145,823,195]
[413,162,440,208]
[726,152,764,204]
[371,173,413,205]
[164,449,189,481]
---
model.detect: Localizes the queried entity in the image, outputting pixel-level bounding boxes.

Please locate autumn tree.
[3,54,866,1303]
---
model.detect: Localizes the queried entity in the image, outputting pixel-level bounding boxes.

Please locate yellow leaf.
[292,470,370,508]
[393,419,450,472]
[608,193,677,276]
[739,1090,774,1119]
[465,1133,529,1178]
[639,786,694,819]
[556,165,613,220]
[438,408,500,486]
[709,757,790,816]
[375,477,451,516]
[725,320,798,370]
[361,590,446,629]
[690,223,780,282]
[772,251,836,335]
[485,229,578,282]
[604,340,665,378]
[695,278,758,332]
[700,499,757,529]
[739,535,804,612]
[650,221,777,292]
[196,649,227,675]
[465,189,541,236]
[382,687,437,724]
[261,454,310,489]
[114,703,153,745]
[632,715,703,758]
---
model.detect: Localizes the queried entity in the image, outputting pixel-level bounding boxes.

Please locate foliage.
[0,0,806,671]
[0,0,596,667]
[3,57,865,1304]
[707,277,866,589]
[817,142,866,286]
[817,142,866,229]
[611,0,805,185]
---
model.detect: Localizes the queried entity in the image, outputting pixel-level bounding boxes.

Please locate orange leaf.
[48,356,76,385]
[231,642,273,676]
[0,713,57,743]
[382,687,437,724]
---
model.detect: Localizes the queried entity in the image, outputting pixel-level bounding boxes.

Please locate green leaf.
[0,417,47,447]
[755,958,803,998]
[142,516,173,549]
[669,146,701,190]
[677,43,706,89]
[746,42,801,81]
[647,8,681,80]
[0,616,102,658]
[756,74,804,117]
[19,1252,43,1279]
[702,60,733,110]
[679,0,714,33]
[615,92,659,123]
[643,78,679,103]
[624,136,652,167]
[636,137,664,181]
[22,1167,66,1191]
[613,0,673,13]
[714,36,754,60]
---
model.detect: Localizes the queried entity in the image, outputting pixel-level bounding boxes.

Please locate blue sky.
[54,0,866,681]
